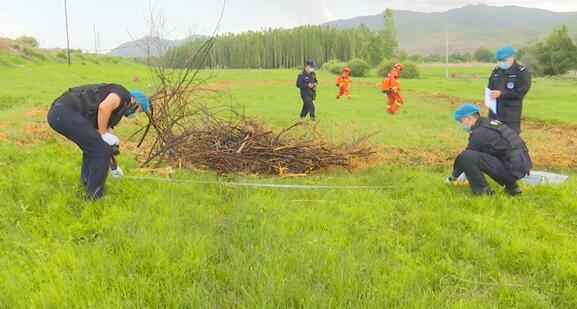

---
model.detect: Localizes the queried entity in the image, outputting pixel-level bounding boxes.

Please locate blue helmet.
[129,90,150,113]
[454,103,480,121]
[495,45,516,60]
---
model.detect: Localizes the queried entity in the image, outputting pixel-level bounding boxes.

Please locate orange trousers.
[336,86,351,99]
[387,91,403,114]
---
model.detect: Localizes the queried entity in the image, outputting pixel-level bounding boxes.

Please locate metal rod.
[64,0,71,65]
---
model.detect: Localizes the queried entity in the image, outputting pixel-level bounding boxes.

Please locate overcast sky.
[1,0,577,51]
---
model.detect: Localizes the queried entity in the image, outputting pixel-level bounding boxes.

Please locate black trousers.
[300,95,315,119]
[47,102,112,199]
[453,150,519,194]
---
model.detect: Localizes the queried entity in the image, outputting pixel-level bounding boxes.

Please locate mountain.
[108,35,203,58]
[323,4,577,55]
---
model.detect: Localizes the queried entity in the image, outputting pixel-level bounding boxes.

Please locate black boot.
[473,187,495,196]
[505,184,523,196]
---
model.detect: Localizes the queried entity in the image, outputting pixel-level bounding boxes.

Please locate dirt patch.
[0,120,11,129]
[14,122,54,146]
[0,38,21,54]
[523,122,577,168]
[25,106,50,118]
[419,91,481,107]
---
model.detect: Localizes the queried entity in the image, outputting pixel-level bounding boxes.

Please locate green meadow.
[1,53,577,307]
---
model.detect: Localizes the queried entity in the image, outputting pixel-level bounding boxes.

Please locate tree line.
[166,9,398,69]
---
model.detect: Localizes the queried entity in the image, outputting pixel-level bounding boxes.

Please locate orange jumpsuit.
[336,71,352,99]
[381,68,404,114]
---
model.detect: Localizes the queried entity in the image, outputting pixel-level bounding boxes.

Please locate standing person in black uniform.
[296,60,318,121]
[47,84,150,199]
[487,45,532,134]
[447,104,532,196]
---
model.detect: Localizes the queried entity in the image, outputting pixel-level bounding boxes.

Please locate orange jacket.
[381,68,401,91]
[336,72,351,87]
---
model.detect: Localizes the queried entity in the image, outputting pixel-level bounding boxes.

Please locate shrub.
[22,48,47,61]
[377,60,420,79]
[15,36,39,48]
[346,58,369,77]
[322,59,346,75]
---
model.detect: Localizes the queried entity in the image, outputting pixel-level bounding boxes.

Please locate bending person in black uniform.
[487,45,532,134]
[296,60,318,121]
[47,84,150,199]
[448,104,532,196]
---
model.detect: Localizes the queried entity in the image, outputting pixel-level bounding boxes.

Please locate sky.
[1,0,577,52]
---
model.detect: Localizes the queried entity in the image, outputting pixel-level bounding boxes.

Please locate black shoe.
[473,187,495,196]
[506,185,523,196]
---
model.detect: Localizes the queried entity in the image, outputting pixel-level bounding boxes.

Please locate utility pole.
[93,24,98,54]
[445,22,449,79]
[64,0,71,65]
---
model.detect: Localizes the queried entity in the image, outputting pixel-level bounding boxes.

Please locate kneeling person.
[47,83,149,199]
[449,104,532,196]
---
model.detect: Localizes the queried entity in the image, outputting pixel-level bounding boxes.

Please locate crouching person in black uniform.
[47,84,150,199]
[448,104,532,196]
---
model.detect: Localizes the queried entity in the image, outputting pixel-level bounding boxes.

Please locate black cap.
[305,60,316,68]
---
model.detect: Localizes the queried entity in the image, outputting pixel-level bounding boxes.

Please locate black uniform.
[296,70,318,119]
[47,84,131,199]
[487,61,531,134]
[452,117,532,195]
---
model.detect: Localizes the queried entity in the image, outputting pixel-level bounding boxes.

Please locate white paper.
[484,88,497,114]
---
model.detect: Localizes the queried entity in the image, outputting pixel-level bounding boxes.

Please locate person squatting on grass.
[47,84,150,199]
[296,60,318,121]
[448,104,533,196]
[487,45,532,134]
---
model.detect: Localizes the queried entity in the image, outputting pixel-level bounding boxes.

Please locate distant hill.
[108,35,204,58]
[323,4,577,55]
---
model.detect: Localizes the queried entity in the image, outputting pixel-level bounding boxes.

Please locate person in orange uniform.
[381,63,404,114]
[336,67,352,100]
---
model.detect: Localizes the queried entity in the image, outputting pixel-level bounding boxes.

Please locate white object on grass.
[522,171,569,186]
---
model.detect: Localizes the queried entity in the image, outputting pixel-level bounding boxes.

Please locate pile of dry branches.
[131,11,373,175]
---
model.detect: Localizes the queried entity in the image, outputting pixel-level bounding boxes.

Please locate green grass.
[1,56,577,307]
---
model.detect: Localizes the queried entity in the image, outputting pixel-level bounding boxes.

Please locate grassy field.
[1,54,577,307]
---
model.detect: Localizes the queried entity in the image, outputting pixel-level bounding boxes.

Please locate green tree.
[531,25,577,76]
[166,22,400,70]
[474,47,493,63]
[15,36,39,48]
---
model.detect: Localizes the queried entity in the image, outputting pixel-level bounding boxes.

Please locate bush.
[346,58,369,77]
[377,60,420,79]
[15,36,39,48]
[22,48,47,61]
[474,47,493,63]
[529,26,577,76]
[518,51,544,76]
[322,59,346,75]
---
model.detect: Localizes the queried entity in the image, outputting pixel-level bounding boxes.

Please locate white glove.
[110,166,124,179]
[457,173,468,184]
[101,132,119,146]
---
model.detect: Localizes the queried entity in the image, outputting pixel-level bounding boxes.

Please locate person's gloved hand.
[101,132,120,146]
[110,165,124,179]
[457,173,469,184]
